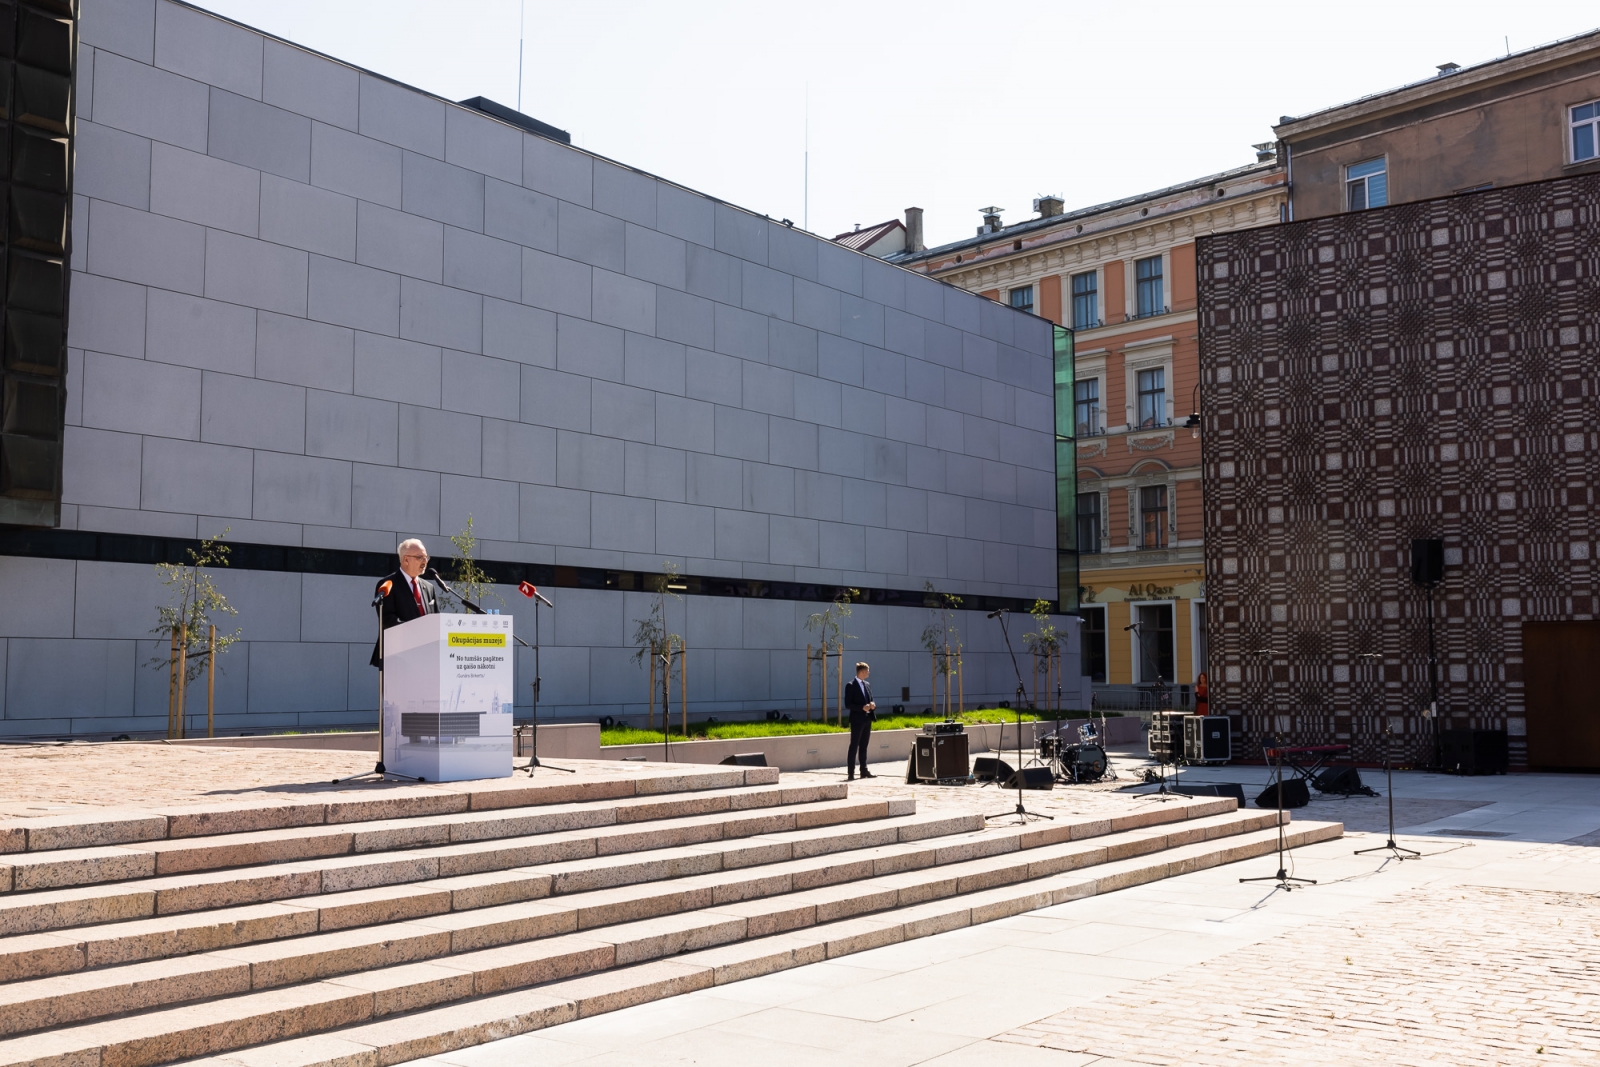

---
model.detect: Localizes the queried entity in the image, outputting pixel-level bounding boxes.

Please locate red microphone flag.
[519,581,536,598]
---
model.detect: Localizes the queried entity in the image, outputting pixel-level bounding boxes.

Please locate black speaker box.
[718,752,767,767]
[1411,539,1444,585]
[1255,778,1309,809]
[1173,783,1247,804]
[1002,766,1054,791]
[973,756,1012,782]
[1313,766,1364,795]
[1441,728,1508,775]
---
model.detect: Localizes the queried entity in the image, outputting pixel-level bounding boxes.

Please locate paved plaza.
[392,754,1600,1066]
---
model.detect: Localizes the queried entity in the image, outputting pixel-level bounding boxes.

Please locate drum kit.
[1034,720,1112,784]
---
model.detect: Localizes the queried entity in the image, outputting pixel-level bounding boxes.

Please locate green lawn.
[599,708,1103,747]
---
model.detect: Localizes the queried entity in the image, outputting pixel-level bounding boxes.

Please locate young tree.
[920,583,963,718]
[1024,598,1062,712]
[632,562,684,732]
[448,515,501,607]
[149,532,241,738]
[804,588,858,723]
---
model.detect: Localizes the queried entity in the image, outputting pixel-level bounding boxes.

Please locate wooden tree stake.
[168,629,179,739]
[176,624,188,740]
[207,624,216,738]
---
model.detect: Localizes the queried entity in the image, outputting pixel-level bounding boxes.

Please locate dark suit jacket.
[369,570,441,667]
[845,677,874,719]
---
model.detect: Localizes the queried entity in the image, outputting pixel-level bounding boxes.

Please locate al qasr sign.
[1127,584,1176,601]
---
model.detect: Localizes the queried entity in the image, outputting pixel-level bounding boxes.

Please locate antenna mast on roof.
[517,1,525,111]
[804,83,809,232]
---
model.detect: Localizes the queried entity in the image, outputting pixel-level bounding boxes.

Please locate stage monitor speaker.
[1173,783,1247,805]
[1002,766,1054,791]
[973,756,1012,782]
[1441,728,1508,775]
[1255,778,1309,809]
[0,1,77,529]
[1313,766,1364,795]
[718,752,767,767]
[914,733,970,781]
[1411,539,1443,586]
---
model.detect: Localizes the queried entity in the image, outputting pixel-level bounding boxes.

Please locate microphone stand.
[1354,654,1418,861]
[430,572,574,775]
[986,608,1052,825]
[333,585,425,784]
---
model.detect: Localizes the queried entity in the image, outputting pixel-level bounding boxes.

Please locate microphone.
[371,579,392,607]
[986,608,1008,619]
[519,580,555,608]
[427,568,486,614]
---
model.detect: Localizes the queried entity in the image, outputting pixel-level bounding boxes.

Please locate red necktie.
[412,579,425,614]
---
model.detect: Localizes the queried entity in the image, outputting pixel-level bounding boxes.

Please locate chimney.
[1252,141,1277,163]
[977,206,1003,235]
[1436,62,1460,76]
[1032,195,1064,218]
[904,207,924,253]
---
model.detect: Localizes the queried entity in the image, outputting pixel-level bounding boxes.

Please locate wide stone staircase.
[0,762,1341,1067]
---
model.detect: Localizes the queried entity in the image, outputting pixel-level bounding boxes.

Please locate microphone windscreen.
[519,580,536,598]
[378,580,393,596]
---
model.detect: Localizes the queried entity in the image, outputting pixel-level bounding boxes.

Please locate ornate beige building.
[893,162,1285,704]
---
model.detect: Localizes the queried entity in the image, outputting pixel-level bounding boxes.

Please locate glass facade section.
[1052,324,1079,614]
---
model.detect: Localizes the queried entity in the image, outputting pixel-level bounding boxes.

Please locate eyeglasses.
[402,553,429,562]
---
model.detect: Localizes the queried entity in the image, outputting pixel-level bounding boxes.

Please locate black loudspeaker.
[1255,778,1309,809]
[973,756,1012,782]
[1173,783,1247,805]
[718,752,767,767]
[1313,766,1365,795]
[1003,766,1055,791]
[1441,729,1508,775]
[0,2,75,528]
[1411,539,1444,586]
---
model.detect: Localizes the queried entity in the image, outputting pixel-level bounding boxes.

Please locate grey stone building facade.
[0,0,1077,737]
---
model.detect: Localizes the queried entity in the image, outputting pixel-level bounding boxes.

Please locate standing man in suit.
[370,538,441,668]
[844,661,876,780]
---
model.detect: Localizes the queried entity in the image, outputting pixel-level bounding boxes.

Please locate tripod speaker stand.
[985,608,1052,825]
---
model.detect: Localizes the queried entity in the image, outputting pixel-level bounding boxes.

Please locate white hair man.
[369,538,441,668]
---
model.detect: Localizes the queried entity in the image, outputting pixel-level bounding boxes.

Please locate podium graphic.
[381,613,513,781]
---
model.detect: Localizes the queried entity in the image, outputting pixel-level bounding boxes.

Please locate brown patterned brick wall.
[1196,173,1600,767]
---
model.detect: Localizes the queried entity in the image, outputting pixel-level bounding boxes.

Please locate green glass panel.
[1051,325,1078,614]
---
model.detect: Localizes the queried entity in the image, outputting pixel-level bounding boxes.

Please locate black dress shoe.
[860,771,875,779]
[846,774,855,781]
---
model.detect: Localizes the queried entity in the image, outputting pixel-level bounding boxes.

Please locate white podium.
[380,612,514,781]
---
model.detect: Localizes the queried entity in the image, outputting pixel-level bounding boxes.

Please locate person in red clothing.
[1194,671,1210,716]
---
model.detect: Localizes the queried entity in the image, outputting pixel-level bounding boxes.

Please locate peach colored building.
[893,165,1285,703]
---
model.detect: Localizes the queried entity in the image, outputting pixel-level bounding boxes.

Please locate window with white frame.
[1074,378,1101,436]
[1346,157,1388,211]
[1081,605,1107,683]
[1139,484,1168,548]
[1009,286,1034,314]
[1071,271,1098,328]
[1136,367,1166,428]
[1573,100,1600,163]
[1077,490,1101,554]
[1134,256,1164,318]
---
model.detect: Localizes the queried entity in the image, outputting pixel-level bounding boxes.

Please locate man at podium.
[370,538,442,667]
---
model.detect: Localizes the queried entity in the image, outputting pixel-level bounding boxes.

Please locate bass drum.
[1066,743,1108,783]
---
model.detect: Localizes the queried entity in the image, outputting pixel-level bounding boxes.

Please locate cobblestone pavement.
[398,767,1600,1067]
[1002,884,1600,1065]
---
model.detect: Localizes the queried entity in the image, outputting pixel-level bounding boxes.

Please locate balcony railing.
[1125,305,1171,322]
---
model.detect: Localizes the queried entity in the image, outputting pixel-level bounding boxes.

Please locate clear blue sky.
[198,1,1600,248]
